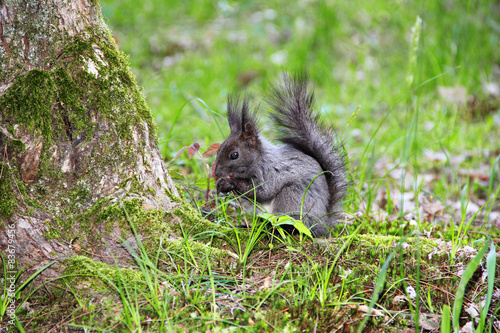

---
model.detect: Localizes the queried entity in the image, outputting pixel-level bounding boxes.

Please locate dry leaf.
[424,149,448,162]
[465,303,479,319]
[418,313,440,331]
[406,286,417,299]
[421,199,445,216]
[392,295,408,305]
[460,322,474,333]
[350,304,384,317]
[263,276,273,289]
[483,82,499,97]
[438,85,467,104]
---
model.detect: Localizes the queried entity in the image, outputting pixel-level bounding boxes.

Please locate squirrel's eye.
[230,152,239,160]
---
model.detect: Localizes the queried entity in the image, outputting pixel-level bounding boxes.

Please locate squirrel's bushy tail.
[267,72,348,212]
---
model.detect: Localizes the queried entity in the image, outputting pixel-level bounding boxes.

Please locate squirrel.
[214,72,348,237]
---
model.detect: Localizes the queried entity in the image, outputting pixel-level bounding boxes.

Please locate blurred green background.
[100,0,499,193]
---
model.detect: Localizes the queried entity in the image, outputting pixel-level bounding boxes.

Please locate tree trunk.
[0,0,216,280]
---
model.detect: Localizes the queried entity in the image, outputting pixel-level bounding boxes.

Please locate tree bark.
[0,0,200,279]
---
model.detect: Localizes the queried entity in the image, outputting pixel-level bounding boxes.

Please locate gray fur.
[214,72,348,237]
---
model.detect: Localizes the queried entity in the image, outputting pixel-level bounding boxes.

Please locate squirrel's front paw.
[216,176,235,194]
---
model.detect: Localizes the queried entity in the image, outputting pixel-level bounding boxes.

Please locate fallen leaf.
[451,201,481,216]
[350,304,384,317]
[424,149,448,162]
[460,321,474,333]
[263,276,273,289]
[406,286,417,299]
[418,313,440,331]
[438,85,467,105]
[465,303,479,319]
[421,198,445,216]
[459,168,491,182]
[392,295,408,305]
[483,82,500,97]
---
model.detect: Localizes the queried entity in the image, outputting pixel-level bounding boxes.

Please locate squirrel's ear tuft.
[227,95,243,133]
[227,95,259,138]
[240,98,259,147]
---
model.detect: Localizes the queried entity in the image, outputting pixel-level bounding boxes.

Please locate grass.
[2,0,500,331]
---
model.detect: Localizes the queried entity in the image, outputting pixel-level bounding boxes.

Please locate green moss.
[1,70,58,144]
[113,199,231,259]
[0,164,15,218]
[53,68,92,138]
[4,137,25,154]
[173,202,245,245]
[163,238,229,259]
[147,185,155,195]
[96,198,165,235]
[1,30,157,155]
[56,35,157,143]
[0,159,28,225]
[44,194,230,260]
[351,234,438,252]
[127,176,144,194]
[164,185,182,203]
[64,255,143,289]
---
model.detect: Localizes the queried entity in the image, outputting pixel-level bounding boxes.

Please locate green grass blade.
[206,255,217,321]
[356,242,400,333]
[14,316,26,333]
[452,240,490,332]
[477,240,496,332]
[441,305,451,333]
[195,98,225,137]
[341,105,360,139]
[15,261,56,299]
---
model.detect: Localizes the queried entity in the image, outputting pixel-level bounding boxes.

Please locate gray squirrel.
[214,72,348,237]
